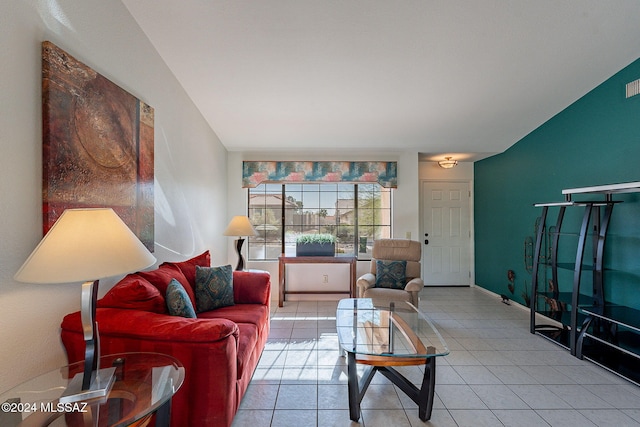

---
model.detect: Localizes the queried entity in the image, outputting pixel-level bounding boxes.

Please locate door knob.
[424,239,429,245]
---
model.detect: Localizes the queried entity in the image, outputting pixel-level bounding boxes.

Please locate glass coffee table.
[0,352,184,427]
[336,298,449,422]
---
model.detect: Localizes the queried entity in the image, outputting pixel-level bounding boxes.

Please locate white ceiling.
[122,0,640,161]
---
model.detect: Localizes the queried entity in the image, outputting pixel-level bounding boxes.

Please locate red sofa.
[60,251,271,427]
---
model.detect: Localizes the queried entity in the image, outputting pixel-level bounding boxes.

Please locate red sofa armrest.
[61,308,238,344]
[61,308,241,427]
[233,271,271,305]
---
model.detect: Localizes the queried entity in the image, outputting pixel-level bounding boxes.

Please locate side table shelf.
[530,201,613,353]
[577,305,640,385]
[531,181,640,385]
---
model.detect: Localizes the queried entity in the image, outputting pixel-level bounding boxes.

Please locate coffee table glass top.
[336,298,449,358]
[0,352,184,427]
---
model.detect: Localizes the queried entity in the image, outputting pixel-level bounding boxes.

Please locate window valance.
[242,161,397,188]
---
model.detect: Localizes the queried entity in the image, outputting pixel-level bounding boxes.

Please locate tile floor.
[232,287,640,426]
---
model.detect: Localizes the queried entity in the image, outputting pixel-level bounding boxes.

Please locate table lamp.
[14,208,156,402]
[223,215,257,271]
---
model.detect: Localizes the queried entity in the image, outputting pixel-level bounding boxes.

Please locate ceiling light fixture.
[438,157,458,169]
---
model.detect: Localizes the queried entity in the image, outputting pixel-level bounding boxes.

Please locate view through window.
[248,183,392,260]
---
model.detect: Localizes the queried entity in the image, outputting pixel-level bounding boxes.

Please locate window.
[248,183,392,260]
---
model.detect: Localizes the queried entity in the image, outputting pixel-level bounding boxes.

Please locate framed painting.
[41,41,154,251]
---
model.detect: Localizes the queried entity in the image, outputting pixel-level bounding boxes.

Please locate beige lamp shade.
[14,208,156,284]
[223,215,258,237]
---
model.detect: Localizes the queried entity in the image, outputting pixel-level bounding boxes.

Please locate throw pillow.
[166,279,197,318]
[375,260,407,289]
[98,273,167,314]
[195,265,235,312]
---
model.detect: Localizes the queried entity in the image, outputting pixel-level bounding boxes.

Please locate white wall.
[226,150,421,300]
[0,0,228,391]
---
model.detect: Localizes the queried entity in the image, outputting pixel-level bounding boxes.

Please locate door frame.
[419,179,475,286]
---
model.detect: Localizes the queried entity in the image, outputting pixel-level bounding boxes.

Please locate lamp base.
[234,238,246,271]
[59,367,116,403]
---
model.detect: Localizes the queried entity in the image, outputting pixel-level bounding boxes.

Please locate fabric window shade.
[242,161,397,188]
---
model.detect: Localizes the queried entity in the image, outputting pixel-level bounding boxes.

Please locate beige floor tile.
[238,287,640,426]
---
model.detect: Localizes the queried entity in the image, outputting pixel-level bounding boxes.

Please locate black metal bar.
[389,302,395,354]
[281,184,285,255]
[154,397,172,427]
[379,367,419,401]
[358,366,376,404]
[570,204,592,356]
[354,184,359,259]
[419,357,437,421]
[375,359,438,422]
[352,300,357,352]
[576,316,594,359]
[591,207,600,306]
[347,352,361,421]
[531,206,548,334]
[550,206,566,301]
[82,280,100,390]
[594,203,614,309]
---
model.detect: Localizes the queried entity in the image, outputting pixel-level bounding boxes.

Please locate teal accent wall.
[475,58,640,308]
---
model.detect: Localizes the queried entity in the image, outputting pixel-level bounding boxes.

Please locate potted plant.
[295,234,336,256]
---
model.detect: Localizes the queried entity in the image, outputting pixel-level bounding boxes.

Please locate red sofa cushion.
[98,274,167,314]
[199,304,268,329]
[199,304,268,380]
[235,323,259,379]
[138,263,196,308]
[160,250,211,289]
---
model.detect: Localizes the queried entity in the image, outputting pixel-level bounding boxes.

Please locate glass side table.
[0,352,184,427]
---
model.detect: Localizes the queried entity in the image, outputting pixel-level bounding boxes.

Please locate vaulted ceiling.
[123,1,640,161]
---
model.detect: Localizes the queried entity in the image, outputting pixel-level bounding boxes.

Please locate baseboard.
[472,285,530,313]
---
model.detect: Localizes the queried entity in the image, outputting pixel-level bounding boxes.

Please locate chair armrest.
[405,278,424,293]
[356,273,376,297]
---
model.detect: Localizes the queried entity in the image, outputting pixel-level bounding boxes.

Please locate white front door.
[421,181,471,286]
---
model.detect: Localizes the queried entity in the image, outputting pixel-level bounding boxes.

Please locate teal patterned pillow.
[195,265,235,312]
[166,279,197,318]
[375,260,407,289]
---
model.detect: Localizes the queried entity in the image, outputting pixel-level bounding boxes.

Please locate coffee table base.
[346,352,437,422]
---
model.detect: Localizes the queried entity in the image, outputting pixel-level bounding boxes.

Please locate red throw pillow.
[137,263,196,308]
[161,250,211,289]
[98,274,167,314]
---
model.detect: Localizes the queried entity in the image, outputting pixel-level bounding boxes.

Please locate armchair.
[356,239,423,307]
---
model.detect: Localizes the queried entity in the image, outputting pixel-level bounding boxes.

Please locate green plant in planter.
[296,234,336,256]
[295,234,336,245]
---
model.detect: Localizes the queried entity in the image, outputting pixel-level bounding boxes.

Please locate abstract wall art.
[42,41,154,251]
